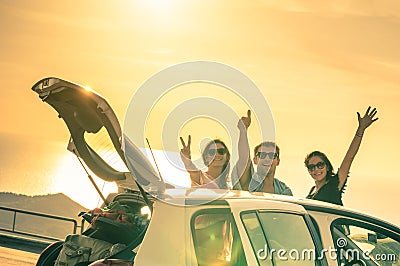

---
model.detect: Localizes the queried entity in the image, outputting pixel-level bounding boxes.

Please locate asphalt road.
[0,246,38,265]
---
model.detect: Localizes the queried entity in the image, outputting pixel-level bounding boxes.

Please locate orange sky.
[0,1,399,225]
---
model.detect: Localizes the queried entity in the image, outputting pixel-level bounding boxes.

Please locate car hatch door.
[31,77,162,193]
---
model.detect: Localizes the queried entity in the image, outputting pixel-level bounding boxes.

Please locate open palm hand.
[357,106,378,131]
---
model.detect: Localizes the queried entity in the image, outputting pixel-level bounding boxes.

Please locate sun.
[135,0,188,25]
[139,0,181,12]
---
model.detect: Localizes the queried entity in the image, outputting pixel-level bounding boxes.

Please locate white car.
[32,78,400,266]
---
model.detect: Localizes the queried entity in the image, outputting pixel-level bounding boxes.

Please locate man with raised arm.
[232,110,292,195]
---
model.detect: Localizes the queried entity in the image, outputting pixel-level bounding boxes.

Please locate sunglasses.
[256,152,278,160]
[307,161,326,171]
[207,148,227,156]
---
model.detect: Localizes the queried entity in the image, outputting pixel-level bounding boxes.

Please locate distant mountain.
[0,192,88,240]
[0,192,87,218]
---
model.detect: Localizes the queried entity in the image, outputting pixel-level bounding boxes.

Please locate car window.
[331,220,400,266]
[241,211,318,266]
[191,209,247,266]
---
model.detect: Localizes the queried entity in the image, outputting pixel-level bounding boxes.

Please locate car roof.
[159,188,400,232]
[162,187,339,207]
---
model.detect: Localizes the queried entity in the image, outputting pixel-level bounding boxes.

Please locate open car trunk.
[32,77,158,265]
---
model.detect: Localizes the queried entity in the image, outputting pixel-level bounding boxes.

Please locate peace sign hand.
[180,135,192,160]
[237,110,251,131]
[357,106,379,132]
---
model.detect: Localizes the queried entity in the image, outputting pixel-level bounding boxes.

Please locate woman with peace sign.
[305,106,379,205]
[180,136,231,189]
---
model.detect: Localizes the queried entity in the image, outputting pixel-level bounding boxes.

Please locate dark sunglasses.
[256,152,278,160]
[207,148,227,156]
[307,161,326,171]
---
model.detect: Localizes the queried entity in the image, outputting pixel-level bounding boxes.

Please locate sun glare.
[140,0,180,12]
[83,85,92,92]
[141,206,152,219]
[51,154,117,209]
[136,0,187,26]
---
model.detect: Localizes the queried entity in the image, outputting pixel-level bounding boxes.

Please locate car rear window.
[191,208,247,266]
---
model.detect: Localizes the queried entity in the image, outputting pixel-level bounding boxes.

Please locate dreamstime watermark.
[256,237,398,263]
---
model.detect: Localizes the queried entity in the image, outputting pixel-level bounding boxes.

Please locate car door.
[307,207,400,266]
[227,199,328,266]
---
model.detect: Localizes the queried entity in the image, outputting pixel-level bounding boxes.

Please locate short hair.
[254,141,280,158]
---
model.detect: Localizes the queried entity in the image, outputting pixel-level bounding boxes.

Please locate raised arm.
[338,106,378,189]
[237,110,253,190]
[180,135,201,186]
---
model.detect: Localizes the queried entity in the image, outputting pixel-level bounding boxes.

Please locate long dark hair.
[202,139,230,189]
[304,151,335,180]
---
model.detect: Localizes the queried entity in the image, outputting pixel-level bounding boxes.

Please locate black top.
[306,174,346,206]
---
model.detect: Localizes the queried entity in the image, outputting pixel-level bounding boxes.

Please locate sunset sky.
[0,1,399,225]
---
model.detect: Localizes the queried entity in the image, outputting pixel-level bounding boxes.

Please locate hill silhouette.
[0,192,88,240]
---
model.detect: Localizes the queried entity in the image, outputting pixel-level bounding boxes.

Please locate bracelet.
[356,132,363,137]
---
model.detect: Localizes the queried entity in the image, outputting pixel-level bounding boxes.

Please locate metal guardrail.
[0,206,82,242]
